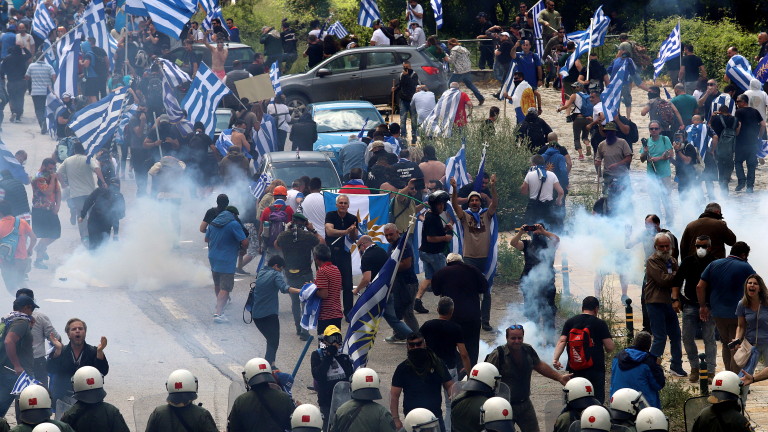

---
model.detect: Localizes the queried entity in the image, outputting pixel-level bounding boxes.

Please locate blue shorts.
[420,251,446,280]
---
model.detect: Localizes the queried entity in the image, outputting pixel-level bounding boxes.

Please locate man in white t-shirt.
[406,0,424,28]
[370,20,390,46]
[520,154,563,226]
[286,180,305,212]
[411,85,436,128]
[301,177,326,239]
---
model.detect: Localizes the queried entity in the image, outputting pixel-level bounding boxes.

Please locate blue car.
[310,101,386,173]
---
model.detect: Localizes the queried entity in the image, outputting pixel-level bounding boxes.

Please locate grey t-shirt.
[0,318,34,372]
[596,138,633,177]
[736,302,768,346]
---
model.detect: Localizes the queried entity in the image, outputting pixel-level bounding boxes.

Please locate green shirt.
[61,401,130,432]
[145,404,218,432]
[640,135,673,178]
[330,399,396,432]
[671,94,698,125]
[451,392,488,432]
[11,420,75,432]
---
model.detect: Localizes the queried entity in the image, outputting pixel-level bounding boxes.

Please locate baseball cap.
[501,32,510,37]
[467,191,482,201]
[476,12,488,19]
[323,325,342,337]
[603,122,618,131]
[13,295,39,311]
[292,213,308,222]
[273,185,288,196]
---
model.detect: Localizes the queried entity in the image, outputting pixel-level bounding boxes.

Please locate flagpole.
[38,21,85,61]
[153,112,164,158]
[678,18,682,71]
[585,18,594,82]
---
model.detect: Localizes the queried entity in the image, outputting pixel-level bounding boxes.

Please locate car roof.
[309,101,379,110]
[190,43,252,49]
[267,151,332,162]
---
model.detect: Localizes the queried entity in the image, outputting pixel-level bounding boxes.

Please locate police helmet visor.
[166,391,198,405]
[20,408,53,424]
[73,387,107,404]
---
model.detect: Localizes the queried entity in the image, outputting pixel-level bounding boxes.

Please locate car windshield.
[270,161,341,189]
[215,111,231,132]
[314,108,381,133]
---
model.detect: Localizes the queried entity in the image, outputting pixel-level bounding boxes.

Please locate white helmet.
[350,368,382,401]
[580,405,612,432]
[19,384,52,425]
[465,362,501,393]
[635,408,668,432]
[244,358,276,387]
[403,408,440,432]
[609,388,649,421]
[31,424,61,432]
[72,366,106,403]
[708,371,741,403]
[480,397,515,432]
[290,404,323,432]
[165,369,198,404]
[564,377,598,410]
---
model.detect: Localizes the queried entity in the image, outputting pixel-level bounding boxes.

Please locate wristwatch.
[671,298,679,303]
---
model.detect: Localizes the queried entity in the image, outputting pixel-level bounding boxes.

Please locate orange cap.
[273,185,288,196]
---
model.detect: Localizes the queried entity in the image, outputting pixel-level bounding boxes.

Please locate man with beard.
[594,122,633,197]
[644,233,686,377]
[679,202,736,259]
[672,235,717,383]
[390,332,454,431]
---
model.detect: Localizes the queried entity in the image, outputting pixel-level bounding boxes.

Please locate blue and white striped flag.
[54,40,80,98]
[709,93,736,119]
[343,224,410,368]
[125,0,148,16]
[327,21,348,39]
[199,0,218,14]
[160,58,192,88]
[685,123,712,158]
[473,146,487,193]
[726,55,755,92]
[498,60,518,100]
[114,104,137,145]
[249,173,272,200]
[444,139,470,193]
[45,93,64,137]
[269,61,282,95]
[32,4,56,40]
[357,117,370,139]
[81,0,105,26]
[252,113,278,162]
[144,0,197,40]
[56,31,79,62]
[653,23,681,79]
[600,59,627,123]
[162,80,194,136]
[215,128,249,157]
[182,62,232,137]
[531,0,546,54]
[42,40,57,70]
[0,138,30,184]
[559,6,610,77]
[358,0,381,28]
[11,371,41,395]
[68,88,131,159]
[431,0,443,29]
[421,87,462,138]
[202,7,231,40]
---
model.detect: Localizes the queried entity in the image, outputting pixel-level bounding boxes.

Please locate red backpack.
[567,327,594,370]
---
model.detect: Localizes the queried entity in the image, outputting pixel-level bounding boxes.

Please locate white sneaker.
[213,314,229,324]
[594,176,600,184]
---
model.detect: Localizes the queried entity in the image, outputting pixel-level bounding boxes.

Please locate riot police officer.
[291,404,323,432]
[635,408,668,432]
[609,388,649,432]
[691,372,750,432]
[404,408,440,432]
[555,377,601,432]
[228,358,294,432]
[145,370,218,432]
[60,366,130,432]
[13,385,75,432]
[579,405,612,432]
[480,397,515,432]
[330,368,396,432]
[452,362,501,432]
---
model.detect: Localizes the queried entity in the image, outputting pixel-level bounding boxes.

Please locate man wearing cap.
[594,122,633,192]
[475,13,495,70]
[370,20,390,46]
[276,213,323,341]
[60,366,130,432]
[311,325,353,427]
[494,32,514,83]
[0,295,36,417]
[260,185,293,261]
[406,21,425,47]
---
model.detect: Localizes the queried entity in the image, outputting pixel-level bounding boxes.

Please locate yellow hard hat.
[323,325,342,337]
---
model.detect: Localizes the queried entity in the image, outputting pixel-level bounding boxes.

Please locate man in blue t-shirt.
[511,39,542,90]
[206,208,248,323]
[639,121,675,225]
[696,241,755,373]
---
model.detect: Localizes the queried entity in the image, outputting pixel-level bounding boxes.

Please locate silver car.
[280,46,448,118]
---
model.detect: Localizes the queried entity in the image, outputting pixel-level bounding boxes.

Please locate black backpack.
[144,75,164,110]
[91,46,109,77]
[716,115,737,161]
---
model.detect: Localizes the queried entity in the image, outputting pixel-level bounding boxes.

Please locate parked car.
[213,108,233,141]
[280,46,448,119]
[256,151,341,190]
[164,43,256,73]
[309,101,385,171]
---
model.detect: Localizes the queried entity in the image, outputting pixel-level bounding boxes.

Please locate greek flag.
[81,0,106,26]
[160,58,192,88]
[68,87,131,159]
[144,0,197,40]
[759,140,768,159]
[530,0,545,54]
[421,87,461,138]
[269,61,282,95]
[215,129,249,157]
[0,138,30,184]
[10,371,40,396]
[299,283,321,330]
[473,146,487,192]
[327,21,348,39]
[45,93,64,137]
[114,104,137,145]
[202,7,230,40]
[498,62,518,100]
[685,123,712,158]
[754,54,768,84]
[559,6,610,77]
[709,93,735,119]
[653,23,681,79]
[358,0,381,28]
[726,55,755,92]
[125,0,148,16]
[431,0,443,29]
[357,117,370,139]
[444,139,470,193]
[56,31,79,62]
[54,40,80,98]
[32,4,55,40]
[252,113,278,162]
[249,173,272,200]
[41,40,57,70]
[600,58,627,122]
[343,227,410,368]
[162,80,194,136]
[199,0,218,14]
[182,62,232,136]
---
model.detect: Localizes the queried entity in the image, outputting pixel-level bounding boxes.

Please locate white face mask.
[696,248,707,258]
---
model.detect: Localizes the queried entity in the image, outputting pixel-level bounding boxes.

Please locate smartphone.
[728,339,741,349]
[523,225,538,232]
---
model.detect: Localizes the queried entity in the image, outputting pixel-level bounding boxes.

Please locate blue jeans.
[383,291,412,339]
[420,251,446,280]
[449,73,484,102]
[646,303,683,369]
[682,304,716,375]
[398,98,418,140]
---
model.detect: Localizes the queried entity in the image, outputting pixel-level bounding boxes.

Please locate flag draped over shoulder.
[652,23,681,78]
[685,123,712,158]
[0,138,29,184]
[182,62,232,136]
[559,5,610,78]
[421,88,461,138]
[726,55,755,91]
[753,54,768,84]
[250,173,272,200]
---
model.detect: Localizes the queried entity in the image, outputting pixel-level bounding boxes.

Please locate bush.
[496,242,524,285]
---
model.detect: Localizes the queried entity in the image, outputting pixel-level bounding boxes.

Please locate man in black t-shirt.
[552,296,614,403]
[420,297,471,375]
[200,194,229,233]
[304,35,324,69]
[680,44,705,95]
[416,190,452,314]
[734,94,765,192]
[475,13,495,70]
[384,224,420,341]
[324,194,358,316]
[280,21,298,71]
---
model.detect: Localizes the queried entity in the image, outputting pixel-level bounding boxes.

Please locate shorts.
[211,271,235,292]
[31,208,61,239]
[420,251,446,280]
[83,77,103,97]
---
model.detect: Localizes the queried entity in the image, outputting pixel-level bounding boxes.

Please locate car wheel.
[286,94,309,121]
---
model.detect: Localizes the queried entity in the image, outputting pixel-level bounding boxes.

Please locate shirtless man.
[231,119,250,154]
[204,31,228,80]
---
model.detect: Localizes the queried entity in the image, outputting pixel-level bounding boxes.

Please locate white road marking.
[194,333,225,355]
[228,363,243,376]
[42,298,73,303]
[159,297,191,320]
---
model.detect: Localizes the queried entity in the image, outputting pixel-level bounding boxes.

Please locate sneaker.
[735,183,746,192]
[235,268,251,275]
[482,323,495,332]
[578,154,585,161]
[33,260,48,270]
[40,127,47,135]
[478,98,485,106]
[213,314,229,324]
[385,336,407,344]
[414,298,429,314]
[299,333,309,341]
[688,369,699,383]
[669,366,687,377]
[747,187,754,194]
[586,146,592,156]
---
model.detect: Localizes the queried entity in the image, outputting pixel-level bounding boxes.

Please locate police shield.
[567,419,582,432]
[326,381,352,432]
[683,395,712,432]
[544,399,565,432]
[54,396,76,420]
[228,380,247,415]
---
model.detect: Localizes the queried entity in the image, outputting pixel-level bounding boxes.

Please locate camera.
[727,339,742,349]
[641,138,648,147]
[523,225,538,232]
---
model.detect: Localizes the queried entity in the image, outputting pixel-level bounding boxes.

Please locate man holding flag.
[0,295,37,417]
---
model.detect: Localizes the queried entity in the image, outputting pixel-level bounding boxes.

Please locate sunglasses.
[707,83,717,87]
[408,341,425,348]
[695,245,708,249]
[649,127,660,130]
[508,324,524,330]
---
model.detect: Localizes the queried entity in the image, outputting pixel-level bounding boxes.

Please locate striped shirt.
[316,262,343,320]
[25,62,55,96]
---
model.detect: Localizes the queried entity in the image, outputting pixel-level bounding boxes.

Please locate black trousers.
[253,314,280,365]
[331,250,353,316]
[453,318,481,366]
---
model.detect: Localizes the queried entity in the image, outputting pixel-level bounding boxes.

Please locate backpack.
[55,137,78,163]
[0,217,20,263]
[575,92,593,117]
[91,47,109,77]
[716,116,737,161]
[566,327,594,371]
[144,75,164,110]
[266,205,289,248]
[622,116,639,144]
[543,147,568,189]
[653,99,678,130]
[630,42,652,67]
